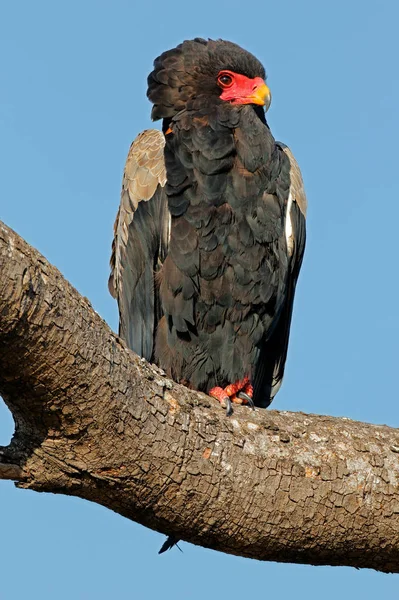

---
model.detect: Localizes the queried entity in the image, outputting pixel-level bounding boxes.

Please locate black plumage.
[109,38,306,409]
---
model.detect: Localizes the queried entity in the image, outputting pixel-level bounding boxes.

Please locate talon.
[225,397,233,417]
[237,391,255,410]
[242,381,253,397]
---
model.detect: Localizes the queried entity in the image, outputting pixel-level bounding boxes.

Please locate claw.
[225,397,233,417]
[237,391,255,410]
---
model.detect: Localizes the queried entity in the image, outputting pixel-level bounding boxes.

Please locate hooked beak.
[248,82,272,111]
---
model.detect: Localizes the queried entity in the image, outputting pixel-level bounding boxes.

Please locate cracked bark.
[1,220,399,573]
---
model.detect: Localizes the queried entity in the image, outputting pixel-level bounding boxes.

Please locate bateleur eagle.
[109,38,307,416]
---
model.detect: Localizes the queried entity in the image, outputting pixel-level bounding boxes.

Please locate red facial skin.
[217,70,268,105]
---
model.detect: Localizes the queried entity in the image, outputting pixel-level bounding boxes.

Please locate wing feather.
[109,129,169,360]
[253,143,307,406]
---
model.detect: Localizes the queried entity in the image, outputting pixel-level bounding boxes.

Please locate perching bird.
[109,38,307,417]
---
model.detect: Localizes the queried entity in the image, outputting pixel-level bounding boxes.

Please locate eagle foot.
[237,391,255,410]
[209,377,254,416]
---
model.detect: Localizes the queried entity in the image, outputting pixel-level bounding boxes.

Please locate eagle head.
[147,38,271,121]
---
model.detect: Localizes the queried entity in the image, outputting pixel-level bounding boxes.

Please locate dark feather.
[158,535,182,554]
[253,145,307,406]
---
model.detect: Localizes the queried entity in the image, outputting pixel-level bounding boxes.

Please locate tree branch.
[1,219,399,572]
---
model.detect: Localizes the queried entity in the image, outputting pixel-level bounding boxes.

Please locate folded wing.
[109,129,170,360]
[253,143,307,406]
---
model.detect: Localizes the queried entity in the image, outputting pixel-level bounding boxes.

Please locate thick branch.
[1,220,399,572]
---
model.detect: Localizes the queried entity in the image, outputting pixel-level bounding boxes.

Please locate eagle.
[109,38,307,417]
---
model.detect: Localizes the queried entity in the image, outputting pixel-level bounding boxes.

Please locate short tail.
[158,535,182,554]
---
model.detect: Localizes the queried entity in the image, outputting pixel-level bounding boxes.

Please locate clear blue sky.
[1,0,398,598]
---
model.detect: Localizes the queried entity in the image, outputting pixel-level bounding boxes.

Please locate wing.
[253,143,307,407]
[109,129,170,360]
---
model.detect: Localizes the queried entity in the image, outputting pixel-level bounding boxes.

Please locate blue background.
[1,0,398,597]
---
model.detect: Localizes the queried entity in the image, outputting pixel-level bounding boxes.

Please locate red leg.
[225,377,250,397]
[208,386,230,404]
[242,381,253,398]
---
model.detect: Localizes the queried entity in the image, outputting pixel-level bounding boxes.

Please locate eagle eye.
[217,72,234,88]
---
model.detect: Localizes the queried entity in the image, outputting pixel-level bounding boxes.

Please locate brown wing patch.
[109,129,167,299]
[109,128,169,361]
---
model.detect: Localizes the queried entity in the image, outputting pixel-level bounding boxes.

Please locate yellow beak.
[249,83,272,111]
